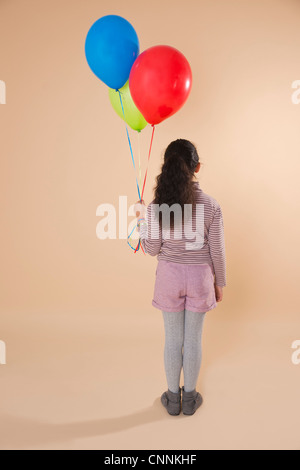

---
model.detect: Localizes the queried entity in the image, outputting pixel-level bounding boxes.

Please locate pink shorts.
[152,260,217,313]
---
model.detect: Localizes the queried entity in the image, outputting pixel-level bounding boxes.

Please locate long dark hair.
[153,139,200,230]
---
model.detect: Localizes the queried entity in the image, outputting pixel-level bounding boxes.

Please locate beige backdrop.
[0,0,300,450]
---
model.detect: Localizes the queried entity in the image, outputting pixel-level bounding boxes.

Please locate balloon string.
[134,237,142,254]
[117,90,141,200]
[134,234,146,255]
[127,223,138,250]
[136,238,146,255]
[134,239,140,254]
[138,131,142,191]
[141,124,155,201]
[134,125,155,253]
[127,223,144,254]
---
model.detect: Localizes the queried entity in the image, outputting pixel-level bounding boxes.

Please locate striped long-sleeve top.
[138,181,226,287]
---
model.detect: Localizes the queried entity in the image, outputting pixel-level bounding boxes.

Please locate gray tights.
[162,309,206,393]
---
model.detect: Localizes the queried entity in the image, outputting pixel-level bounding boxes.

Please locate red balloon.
[129,45,192,125]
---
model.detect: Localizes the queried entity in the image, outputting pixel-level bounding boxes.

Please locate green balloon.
[108,80,148,132]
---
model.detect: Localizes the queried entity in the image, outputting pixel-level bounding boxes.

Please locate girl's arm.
[208,205,226,288]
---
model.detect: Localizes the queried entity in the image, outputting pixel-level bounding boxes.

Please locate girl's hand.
[214,284,223,302]
[134,199,146,219]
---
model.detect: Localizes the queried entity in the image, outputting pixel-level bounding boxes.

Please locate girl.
[134,139,226,416]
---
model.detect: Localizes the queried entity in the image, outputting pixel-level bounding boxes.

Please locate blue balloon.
[85,15,139,90]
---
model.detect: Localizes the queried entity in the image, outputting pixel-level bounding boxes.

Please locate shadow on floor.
[0,396,185,449]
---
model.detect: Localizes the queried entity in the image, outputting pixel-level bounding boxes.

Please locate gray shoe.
[161,387,181,415]
[182,386,203,415]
